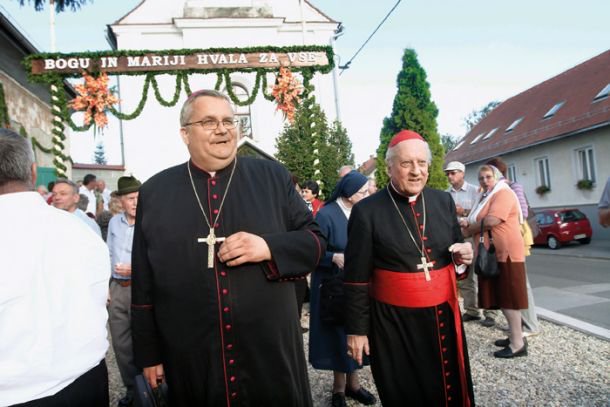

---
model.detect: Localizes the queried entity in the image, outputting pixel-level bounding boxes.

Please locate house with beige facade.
[445,50,610,240]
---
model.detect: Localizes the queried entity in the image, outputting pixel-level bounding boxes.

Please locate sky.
[2,0,609,165]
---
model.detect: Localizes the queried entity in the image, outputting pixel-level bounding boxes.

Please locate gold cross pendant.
[417,256,433,281]
[197,228,226,268]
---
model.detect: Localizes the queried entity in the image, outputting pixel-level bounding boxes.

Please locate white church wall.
[110,0,339,181]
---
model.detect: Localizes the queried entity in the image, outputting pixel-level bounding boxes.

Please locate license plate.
[575,234,586,239]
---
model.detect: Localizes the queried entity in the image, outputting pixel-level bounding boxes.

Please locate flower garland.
[271,67,304,123]
[0,83,10,128]
[69,71,119,131]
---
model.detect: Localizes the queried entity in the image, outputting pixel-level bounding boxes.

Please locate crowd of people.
[2,89,607,407]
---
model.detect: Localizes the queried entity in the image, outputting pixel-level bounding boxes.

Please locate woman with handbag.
[460,165,529,359]
[308,171,376,407]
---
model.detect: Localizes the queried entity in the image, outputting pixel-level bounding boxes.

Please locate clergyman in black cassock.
[131,90,326,406]
[344,130,475,406]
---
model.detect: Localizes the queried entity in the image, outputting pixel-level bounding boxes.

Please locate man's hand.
[455,204,465,216]
[347,335,370,365]
[143,364,164,389]
[217,232,272,267]
[449,242,473,265]
[114,263,132,277]
[332,253,345,269]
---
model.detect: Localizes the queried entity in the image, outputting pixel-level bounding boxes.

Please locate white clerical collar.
[390,180,420,202]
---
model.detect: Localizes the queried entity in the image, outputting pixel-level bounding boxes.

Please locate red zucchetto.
[389,130,425,147]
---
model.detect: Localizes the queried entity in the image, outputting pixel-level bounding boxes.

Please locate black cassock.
[131,157,326,406]
[345,186,475,406]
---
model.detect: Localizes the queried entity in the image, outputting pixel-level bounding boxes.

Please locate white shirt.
[0,192,110,406]
[446,181,479,215]
[74,208,102,237]
[79,185,97,215]
[101,188,111,211]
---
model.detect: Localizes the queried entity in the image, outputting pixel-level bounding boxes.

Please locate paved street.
[528,239,610,333]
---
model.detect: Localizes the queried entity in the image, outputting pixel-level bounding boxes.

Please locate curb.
[536,306,610,341]
[531,249,610,261]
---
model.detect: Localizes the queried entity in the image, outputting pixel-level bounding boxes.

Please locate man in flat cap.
[345,130,475,406]
[107,175,141,407]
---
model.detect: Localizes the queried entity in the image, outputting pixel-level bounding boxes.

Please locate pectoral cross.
[197,229,226,268]
[417,256,434,281]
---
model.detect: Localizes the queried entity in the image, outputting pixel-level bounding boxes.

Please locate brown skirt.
[478,257,528,310]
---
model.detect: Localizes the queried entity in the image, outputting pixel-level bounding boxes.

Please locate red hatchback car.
[533,209,593,249]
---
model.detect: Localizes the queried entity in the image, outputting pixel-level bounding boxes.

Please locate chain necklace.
[187,158,238,268]
[387,182,433,281]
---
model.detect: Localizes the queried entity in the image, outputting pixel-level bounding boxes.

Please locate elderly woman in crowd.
[460,164,528,358]
[309,171,376,407]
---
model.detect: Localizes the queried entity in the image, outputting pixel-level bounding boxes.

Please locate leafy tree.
[275,96,353,199]
[93,141,107,165]
[441,134,459,154]
[375,48,447,190]
[17,0,91,12]
[464,101,500,131]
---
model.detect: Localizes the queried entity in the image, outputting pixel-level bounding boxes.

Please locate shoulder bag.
[474,220,500,278]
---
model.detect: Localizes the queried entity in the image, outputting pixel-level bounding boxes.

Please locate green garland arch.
[23,45,334,174]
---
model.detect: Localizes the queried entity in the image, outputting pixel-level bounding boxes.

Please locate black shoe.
[480,317,496,327]
[462,313,481,322]
[118,394,133,407]
[494,338,510,347]
[331,392,347,407]
[494,338,528,358]
[345,386,376,405]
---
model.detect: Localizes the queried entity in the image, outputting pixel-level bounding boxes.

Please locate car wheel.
[578,237,591,245]
[547,236,560,250]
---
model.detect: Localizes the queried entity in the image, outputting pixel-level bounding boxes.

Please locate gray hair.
[385,140,433,167]
[54,178,79,195]
[179,89,232,127]
[0,128,34,188]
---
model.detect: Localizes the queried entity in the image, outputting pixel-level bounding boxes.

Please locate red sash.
[371,264,471,407]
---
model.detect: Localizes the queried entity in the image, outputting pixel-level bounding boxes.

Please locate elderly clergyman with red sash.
[344,130,475,406]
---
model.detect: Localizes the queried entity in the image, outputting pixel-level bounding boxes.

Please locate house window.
[593,83,610,102]
[535,157,551,188]
[453,140,465,150]
[542,101,565,119]
[470,133,485,144]
[226,83,252,139]
[507,164,517,182]
[505,117,523,132]
[482,128,497,140]
[576,146,596,183]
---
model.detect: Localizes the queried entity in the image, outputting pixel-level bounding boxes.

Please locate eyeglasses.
[478,175,494,181]
[184,118,240,130]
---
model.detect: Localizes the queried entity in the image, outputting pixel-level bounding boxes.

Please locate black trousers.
[11,359,109,407]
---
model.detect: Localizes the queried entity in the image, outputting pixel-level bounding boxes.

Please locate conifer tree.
[93,141,107,165]
[376,49,447,190]
[275,96,353,198]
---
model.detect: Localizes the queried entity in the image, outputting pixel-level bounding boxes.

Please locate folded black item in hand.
[134,374,169,407]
